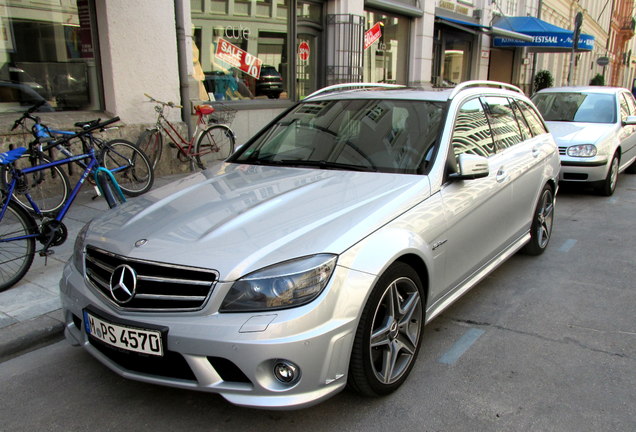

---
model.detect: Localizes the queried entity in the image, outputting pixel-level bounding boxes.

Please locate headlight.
[567,144,597,157]
[220,254,337,312]
[72,222,90,272]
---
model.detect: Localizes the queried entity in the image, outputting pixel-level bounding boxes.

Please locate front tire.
[596,153,619,196]
[522,184,555,255]
[101,139,154,197]
[0,199,37,292]
[195,125,235,169]
[348,262,425,396]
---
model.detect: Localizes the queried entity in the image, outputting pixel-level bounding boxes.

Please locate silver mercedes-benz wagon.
[61,81,560,409]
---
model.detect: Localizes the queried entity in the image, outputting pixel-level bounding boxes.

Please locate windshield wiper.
[280,159,377,172]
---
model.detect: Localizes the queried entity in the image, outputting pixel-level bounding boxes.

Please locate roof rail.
[449,80,524,99]
[305,82,405,99]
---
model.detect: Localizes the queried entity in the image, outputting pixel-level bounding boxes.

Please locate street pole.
[567,12,583,86]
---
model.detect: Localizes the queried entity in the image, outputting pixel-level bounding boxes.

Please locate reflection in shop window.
[363,10,408,84]
[0,0,101,113]
[192,0,288,101]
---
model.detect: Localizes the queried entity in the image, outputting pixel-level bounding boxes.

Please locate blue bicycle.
[0,117,127,292]
[4,101,154,215]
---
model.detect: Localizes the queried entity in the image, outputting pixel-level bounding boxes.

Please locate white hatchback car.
[532,86,636,195]
[61,81,560,409]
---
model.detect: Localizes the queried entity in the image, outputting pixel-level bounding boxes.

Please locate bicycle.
[3,102,154,215]
[0,118,127,292]
[137,94,235,170]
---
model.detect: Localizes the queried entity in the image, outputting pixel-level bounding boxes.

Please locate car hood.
[86,163,431,280]
[545,121,617,145]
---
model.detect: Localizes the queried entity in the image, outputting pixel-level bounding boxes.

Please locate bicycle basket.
[208,103,237,126]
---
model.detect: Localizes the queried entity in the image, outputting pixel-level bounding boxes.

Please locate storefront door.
[297,30,319,99]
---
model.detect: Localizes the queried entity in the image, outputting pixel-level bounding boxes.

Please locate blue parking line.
[438,328,485,365]
[559,239,577,253]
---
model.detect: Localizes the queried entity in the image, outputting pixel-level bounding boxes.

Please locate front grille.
[85,246,217,311]
[559,146,567,155]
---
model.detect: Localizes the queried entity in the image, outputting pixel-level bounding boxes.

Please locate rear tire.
[0,199,37,292]
[137,129,163,171]
[195,125,235,169]
[101,139,154,197]
[1,154,70,215]
[522,184,555,256]
[348,262,425,396]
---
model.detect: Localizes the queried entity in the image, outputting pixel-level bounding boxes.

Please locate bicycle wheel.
[137,128,163,171]
[100,139,154,197]
[0,199,37,292]
[1,154,71,215]
[194,125,235,169]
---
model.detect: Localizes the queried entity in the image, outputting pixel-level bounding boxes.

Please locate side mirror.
[449,153,489,180]
[623,115,636,126]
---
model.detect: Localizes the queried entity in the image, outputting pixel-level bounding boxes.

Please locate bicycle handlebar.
[41,116,121,151]
[11,101,46,131]
[144,93,183,109]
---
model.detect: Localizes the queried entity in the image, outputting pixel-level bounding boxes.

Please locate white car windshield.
[532,92,616,123]
[233,99,445,174]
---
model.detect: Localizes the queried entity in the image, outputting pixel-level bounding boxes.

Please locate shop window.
[191,0,289,101]
[0,0,101,113]
[363,10,409,84]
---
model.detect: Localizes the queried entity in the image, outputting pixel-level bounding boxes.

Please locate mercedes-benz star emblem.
[109,264,137,304]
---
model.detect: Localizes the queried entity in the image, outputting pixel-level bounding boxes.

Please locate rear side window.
[451,98,495,159]
[624,92,636,115]
[518,101,548,136]
[482,96,523,150]
[620,93,630,121]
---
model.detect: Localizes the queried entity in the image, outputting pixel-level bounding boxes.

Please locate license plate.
[83,310,164,356]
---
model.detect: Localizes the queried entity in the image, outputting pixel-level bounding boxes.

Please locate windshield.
[532,92,616,123]
[233,99,445,174]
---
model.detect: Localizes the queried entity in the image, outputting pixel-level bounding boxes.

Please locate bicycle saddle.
[75,119,100,129]
[195,105,215,115]
[0,147,27,165]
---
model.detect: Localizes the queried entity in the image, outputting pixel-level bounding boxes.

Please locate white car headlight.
[567,144,597,157]
[72,222,90,272]
[220,254,337,312]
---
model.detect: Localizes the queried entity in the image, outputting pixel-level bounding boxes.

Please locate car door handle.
[532,145,541,158]
[496,168,509,183]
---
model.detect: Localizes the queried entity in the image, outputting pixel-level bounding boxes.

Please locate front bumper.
[60,261,375,409]
[559,155,609,182]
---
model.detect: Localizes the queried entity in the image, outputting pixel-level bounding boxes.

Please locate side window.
[511,99,532,140]
[624,92,636,115]
[619,93,630,121]
[518,101,548,136]
[451,98,495,159]
[482,96,523,150]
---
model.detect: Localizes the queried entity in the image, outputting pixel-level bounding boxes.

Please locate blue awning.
[437,16,534,42]
[492,16,595,51]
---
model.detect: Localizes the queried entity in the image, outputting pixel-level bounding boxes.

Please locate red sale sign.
[364,22,383,50]
[215,38,262,79]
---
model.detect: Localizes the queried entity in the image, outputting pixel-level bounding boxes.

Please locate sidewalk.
[0,173,187,362]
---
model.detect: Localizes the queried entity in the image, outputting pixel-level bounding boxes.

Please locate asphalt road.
[1,174,635,432]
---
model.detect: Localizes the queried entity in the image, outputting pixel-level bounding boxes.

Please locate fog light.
[273,360,300,385]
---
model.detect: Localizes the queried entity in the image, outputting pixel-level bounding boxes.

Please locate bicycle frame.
[1,146,124,248]
[152,105,208,158]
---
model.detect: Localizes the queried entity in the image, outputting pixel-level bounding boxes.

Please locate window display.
[363,10,409,84]
[0,0,101,112]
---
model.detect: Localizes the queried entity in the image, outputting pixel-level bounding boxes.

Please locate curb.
[0,309,65,363]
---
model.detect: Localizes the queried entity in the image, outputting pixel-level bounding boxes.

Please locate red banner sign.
[215,38,262,79]
[364,23,383,50]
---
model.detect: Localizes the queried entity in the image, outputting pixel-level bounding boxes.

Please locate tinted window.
[518,101,548,136]
[532,92,616,123]
[511,99,532,140]
[482,96,523,150]
[451,98,495,158]
[235,99,445,174]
